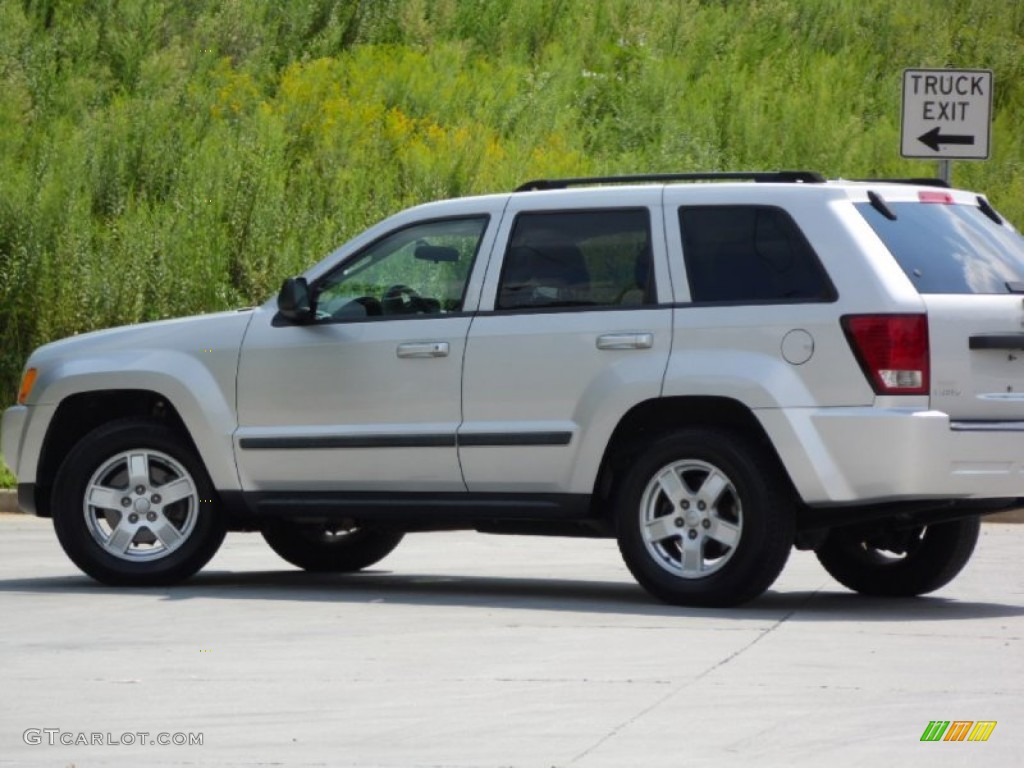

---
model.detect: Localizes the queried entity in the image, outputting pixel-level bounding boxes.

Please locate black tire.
[615,429,794,607]
[52,419,226,586]
[261,520,404,572]
[815,516,981,597]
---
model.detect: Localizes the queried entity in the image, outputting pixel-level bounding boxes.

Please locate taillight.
[841,314,929,395]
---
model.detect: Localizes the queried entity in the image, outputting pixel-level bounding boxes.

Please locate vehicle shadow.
[0,568,1021,622]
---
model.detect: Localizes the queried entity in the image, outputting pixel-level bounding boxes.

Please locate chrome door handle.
[397,341,450,358]
[596,333,654,350]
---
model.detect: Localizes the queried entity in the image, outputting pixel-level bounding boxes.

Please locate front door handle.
[596,333,654,350]
[397,341,450,358]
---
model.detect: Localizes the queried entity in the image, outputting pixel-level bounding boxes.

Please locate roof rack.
[851,177,950,188]
[514,170,826,192]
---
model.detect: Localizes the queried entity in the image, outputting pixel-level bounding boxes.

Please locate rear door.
[856,190,1024,421]
[459,188,673,494]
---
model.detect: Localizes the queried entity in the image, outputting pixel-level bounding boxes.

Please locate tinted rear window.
[856,201,1024,294]
[679,206,834,303]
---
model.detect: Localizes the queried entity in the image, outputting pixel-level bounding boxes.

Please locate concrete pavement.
[0,512,1021,767]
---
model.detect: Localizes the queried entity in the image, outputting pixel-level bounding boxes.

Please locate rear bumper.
[759,407,1024,505]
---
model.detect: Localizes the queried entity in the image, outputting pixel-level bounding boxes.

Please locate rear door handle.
[397,341,450,358]
[596,333,654,350]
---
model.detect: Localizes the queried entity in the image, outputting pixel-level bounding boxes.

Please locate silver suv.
[4,171,1023,606]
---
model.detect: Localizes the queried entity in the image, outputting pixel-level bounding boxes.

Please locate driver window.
[314,216,488,320]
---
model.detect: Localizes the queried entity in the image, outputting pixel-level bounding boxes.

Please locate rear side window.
[497,209,654,310]
[856,201,1024,294]
[679,206,834,303]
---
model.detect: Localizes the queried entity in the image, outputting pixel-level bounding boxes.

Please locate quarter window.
[679,206,833,303]
[496,209,654,310]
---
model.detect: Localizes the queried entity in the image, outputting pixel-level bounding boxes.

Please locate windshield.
[856,200,1024,294]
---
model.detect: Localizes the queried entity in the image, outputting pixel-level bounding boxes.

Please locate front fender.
[34,356,241,490]
[24,311,254,491]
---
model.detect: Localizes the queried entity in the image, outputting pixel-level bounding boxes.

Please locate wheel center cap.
[133,498,151,514]
[684,509,702,527]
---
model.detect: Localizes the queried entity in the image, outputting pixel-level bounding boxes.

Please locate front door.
[234,215,492,492]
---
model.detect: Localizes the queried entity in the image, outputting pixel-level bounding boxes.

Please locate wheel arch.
[591,396,800,519]
[33,390,224,517]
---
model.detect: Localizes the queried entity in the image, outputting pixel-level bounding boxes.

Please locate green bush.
[0,445,14,487]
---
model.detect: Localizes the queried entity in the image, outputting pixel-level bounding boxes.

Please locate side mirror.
[277,277,314,323]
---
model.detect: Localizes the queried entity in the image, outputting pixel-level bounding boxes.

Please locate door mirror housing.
[277,277,314,323]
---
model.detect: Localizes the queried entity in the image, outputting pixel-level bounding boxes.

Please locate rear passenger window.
[679,206,834,303]
[497,209,654,310]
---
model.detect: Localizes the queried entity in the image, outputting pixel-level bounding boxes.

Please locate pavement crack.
[566,590,819,766]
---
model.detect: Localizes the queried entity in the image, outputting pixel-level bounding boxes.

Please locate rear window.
[856,200,1024,294]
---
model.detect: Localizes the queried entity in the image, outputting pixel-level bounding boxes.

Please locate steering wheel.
[382,284,426,315]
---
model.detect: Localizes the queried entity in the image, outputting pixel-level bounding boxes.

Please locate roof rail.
[851,177,951,188]
[515,170,826,192]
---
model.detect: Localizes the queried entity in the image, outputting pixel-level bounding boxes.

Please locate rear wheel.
[815,516,980,596]
[52,420,225,586]
[615,429,794,607]
[261,520,404,572]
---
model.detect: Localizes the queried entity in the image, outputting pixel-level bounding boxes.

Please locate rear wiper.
[868,190,897,221]
[977,196,1004,225]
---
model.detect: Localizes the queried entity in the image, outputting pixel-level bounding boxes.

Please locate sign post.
[901,68,993,184]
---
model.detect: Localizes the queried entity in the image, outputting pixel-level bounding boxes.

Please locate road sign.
[901,68,992,160]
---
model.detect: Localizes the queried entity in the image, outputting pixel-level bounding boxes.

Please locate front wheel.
[814,516,981,596]
[52,420,226,586]
[261,520,404,572]
[615,429,794,607]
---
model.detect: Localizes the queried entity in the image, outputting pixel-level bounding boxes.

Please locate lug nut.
[128,513,139,523]
[702,519,711,529]
[674,518,685,528]
[146,512,157,522]
[681,501,690,510]
[697,501,706,511]
[151,494,161,504]
[121,498,131,508]
[135,485,145,495]
[687,529,698,540]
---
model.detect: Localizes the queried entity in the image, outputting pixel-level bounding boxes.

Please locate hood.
[25,309,256,406]
[29,310,254,365]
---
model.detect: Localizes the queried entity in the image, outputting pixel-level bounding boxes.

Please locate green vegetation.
[1,0,1023,460]
[0,458,12,486]
[0,451,13,488]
